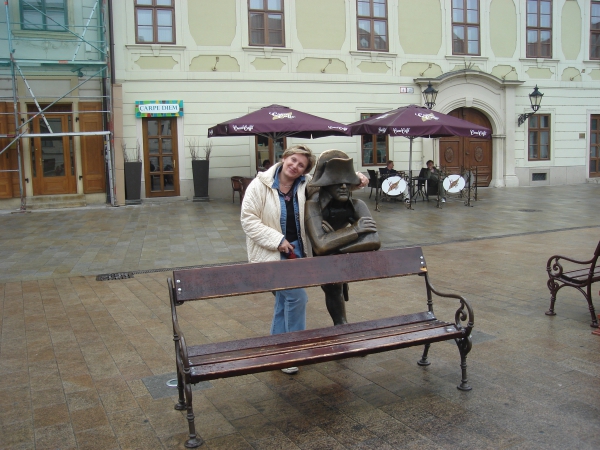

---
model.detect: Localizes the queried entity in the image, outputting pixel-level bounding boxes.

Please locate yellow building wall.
[490,0,517,58]
[561,0,582,60]
[296,0,346,50]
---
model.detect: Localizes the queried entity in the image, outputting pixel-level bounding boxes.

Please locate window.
[248,0,284,47]
[357,0,388,51]
[21,0,67,31]
[591,1,600,59]
[135,0,175,44]
[360,113,389,166]
[526,0,552,58]
[528,114,550,161]
[452,0,479,55]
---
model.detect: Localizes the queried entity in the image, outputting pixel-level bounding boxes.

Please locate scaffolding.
[0,0,112,210]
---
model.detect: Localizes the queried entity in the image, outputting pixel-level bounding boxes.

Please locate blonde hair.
[281,145,316,174]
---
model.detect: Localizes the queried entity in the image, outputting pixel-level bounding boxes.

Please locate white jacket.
[240,163,313,263]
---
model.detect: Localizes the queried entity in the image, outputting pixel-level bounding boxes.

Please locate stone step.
[141,196,188,204]
[26,194,87,210]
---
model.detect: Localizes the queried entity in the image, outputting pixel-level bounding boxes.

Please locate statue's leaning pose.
[305,150,381,325]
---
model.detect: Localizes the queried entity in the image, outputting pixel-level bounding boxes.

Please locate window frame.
[528,114,551,161]
[591,0,600,60]
[526,0,552,58]
[248,0,285,47]
[451,0,480,56]
[20,0,68,32]
[356,0,389,52]
[360,113,389,167]
[134,0,176,45]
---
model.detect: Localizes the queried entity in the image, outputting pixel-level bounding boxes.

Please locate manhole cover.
[96,272,134,281]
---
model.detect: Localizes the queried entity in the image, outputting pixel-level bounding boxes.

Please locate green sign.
[135,100,183,118]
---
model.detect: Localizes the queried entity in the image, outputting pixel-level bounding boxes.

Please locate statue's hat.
[309,149,360,188]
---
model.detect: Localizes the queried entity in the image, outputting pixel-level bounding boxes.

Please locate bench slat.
[190,319,449,366]
[189,323,462,381]
[188,311,435,357]
[559,266,600,282]
[173,247,426,302]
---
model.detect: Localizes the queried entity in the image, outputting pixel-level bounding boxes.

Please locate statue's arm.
[337,200,380,253]
[305,201,360,256]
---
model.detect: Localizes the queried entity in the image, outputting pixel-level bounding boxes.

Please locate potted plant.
[123,140,142,205]
[189,138,211,202]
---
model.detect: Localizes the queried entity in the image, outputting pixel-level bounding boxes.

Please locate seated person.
[262,159,272,170]
[379,160,397,176]
[422,160,446,202]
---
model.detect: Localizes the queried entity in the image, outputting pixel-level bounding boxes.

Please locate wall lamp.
[518,85,544,127]
[422,81,438,110]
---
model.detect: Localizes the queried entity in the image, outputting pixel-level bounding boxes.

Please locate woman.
[241,145,315,374]
[241,145,367,374]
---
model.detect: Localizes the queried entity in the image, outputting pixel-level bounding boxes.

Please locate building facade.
[111,0,600,204]
[0,0,111,210]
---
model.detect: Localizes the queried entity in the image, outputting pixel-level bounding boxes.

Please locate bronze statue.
[305,150,381,325]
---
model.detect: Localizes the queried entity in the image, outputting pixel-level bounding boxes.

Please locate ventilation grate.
[96,272,134,281]
[532,172,547,181]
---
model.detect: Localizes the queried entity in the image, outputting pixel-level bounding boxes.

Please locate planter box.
[124,161,142,205]
[192,159,209,202]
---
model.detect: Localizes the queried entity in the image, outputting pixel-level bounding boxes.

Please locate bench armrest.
[426,276,474,335]
[547,254,595,278]
[168,278,191,373]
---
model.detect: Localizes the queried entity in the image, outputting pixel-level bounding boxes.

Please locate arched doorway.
[439,108,492,186]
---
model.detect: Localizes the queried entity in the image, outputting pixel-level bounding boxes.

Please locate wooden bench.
[546,240,600,328]
[168,247,474,448]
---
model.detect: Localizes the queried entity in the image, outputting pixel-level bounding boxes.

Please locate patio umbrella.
[207,104,351,140]
[348,104,491,208]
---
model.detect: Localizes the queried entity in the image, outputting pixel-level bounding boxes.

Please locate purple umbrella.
[208,104,351,140]
[348,104,491,208]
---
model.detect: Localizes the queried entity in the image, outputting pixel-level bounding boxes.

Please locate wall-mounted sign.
[135,100,184,117]
[400,87,414,94]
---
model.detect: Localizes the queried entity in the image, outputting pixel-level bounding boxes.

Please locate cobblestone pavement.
[0,184,599,449]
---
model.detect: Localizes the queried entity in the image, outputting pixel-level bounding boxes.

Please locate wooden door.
[79,102,106,193]
[0,102,20,199]
[143,117,179,197]
[590,115,600,178]
[439,108,493,186]
[29,105,76,195]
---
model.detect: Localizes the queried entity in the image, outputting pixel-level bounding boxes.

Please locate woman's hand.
[278,239,295,254]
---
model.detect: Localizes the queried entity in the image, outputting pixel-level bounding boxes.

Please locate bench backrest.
[172,247,426,302]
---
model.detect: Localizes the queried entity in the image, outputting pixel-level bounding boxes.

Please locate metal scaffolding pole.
[5,1,25,210]
[13,59,53,133]
[72,1,100,62]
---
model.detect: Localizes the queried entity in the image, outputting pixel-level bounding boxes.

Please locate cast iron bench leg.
[174,370,186,412]
[586,284,599,328]
[545,278,559,317]
[417,343,431,366]
[183,376,203,448]
[456,335,472,391]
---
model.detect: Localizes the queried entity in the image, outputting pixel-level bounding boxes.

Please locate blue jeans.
[270,240,308,335]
